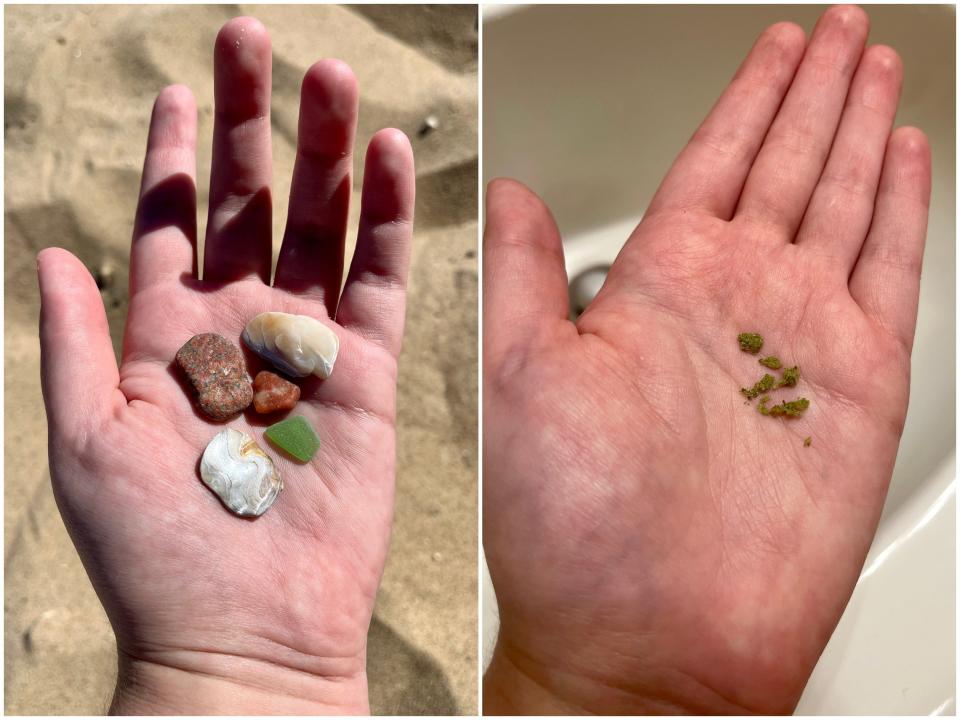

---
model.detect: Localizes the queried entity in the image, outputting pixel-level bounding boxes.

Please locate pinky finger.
[849,126,932,353]
[336,129,415,358]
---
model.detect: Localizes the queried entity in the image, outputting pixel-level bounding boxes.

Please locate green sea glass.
[265,416,320,463]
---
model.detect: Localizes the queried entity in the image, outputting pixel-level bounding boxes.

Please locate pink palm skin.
[39,18,414,715]
[483,6,931,715]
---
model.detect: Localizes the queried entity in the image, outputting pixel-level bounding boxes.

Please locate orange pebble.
[252,371,300,414]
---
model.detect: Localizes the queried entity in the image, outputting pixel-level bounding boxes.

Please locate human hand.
[38,17,413,715]
[483,5,930,714]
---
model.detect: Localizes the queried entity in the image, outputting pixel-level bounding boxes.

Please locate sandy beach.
[5,4,477,714]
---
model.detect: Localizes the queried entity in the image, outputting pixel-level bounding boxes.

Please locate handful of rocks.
[176,311,337,517]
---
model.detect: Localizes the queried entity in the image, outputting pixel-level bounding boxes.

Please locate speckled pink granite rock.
[176,333,252,420]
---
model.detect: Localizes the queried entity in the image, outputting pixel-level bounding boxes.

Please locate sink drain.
[568,264,610,319]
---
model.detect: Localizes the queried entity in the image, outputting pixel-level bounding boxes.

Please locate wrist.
[484,631,759,716]
[484,643,585,715]
[111,647,370,715]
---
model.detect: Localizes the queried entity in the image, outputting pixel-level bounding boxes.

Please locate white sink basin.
[481,5,955,714]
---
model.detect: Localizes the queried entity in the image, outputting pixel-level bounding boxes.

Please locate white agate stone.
[242,312,339,379]
[200,428,281,517]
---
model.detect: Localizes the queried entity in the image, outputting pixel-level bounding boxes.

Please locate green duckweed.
[777,366,800,388]
[738,333,764,354]
[741,374,776,400]
[758,396,810,418]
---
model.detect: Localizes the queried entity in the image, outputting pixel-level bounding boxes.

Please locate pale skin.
[483,5,931,715]
[38,18,414,715]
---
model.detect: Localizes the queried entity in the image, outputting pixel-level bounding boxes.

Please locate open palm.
[484,6,930,714]
[38,18,413,715]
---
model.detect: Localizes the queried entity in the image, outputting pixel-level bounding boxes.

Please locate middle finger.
[203,16,274,284]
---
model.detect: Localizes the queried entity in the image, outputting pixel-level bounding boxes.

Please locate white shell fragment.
[200,428,282,517]
[242,312,339,379]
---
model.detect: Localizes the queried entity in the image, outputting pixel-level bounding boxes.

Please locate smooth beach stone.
[265,416,321,463]
[200,428,282,517]
[252,371,300,414]
[242,312,339,379]
[176,333,253,420]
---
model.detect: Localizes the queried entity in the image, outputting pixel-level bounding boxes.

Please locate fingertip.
[371,127,413,156]
[762,21,806,57]
[485,178,553,231]
[887,126,932,203]
[367,128,415,182]
[813,5,870,63]
[483,179,565,275]
[154,84,197,117]
[301,59,359,122]
[214,16,272,120]
[361,129,415,224]
[889,126,932,176]
[487,176,529,200]
[863,44,903,80]
[37,247,88,293]
[304,58,358,95]
[37,245,69,271]
[37,246,61,293]
[295,60,359,162]
[38,245,75,262]
[823,4,870,35]
[486,177,530,212]
[216,16,271,59]
[149,85,198,152]
[890,125,930,158]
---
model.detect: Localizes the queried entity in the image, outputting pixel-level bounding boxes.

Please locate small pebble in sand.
[252,371,300,414]
[94,261,114,289]
[176,333,252,420]
[419,114,440,136]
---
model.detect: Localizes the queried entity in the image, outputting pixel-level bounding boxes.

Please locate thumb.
[483,179,569,365]
[38,248,122,441]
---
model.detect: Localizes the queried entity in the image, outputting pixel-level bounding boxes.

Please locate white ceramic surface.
[481,5,955,714]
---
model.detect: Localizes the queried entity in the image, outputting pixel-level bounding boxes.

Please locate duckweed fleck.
[741,373,776,400]
[738,333,764,354]
[777,366,800,388]
[758,397,809,418]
